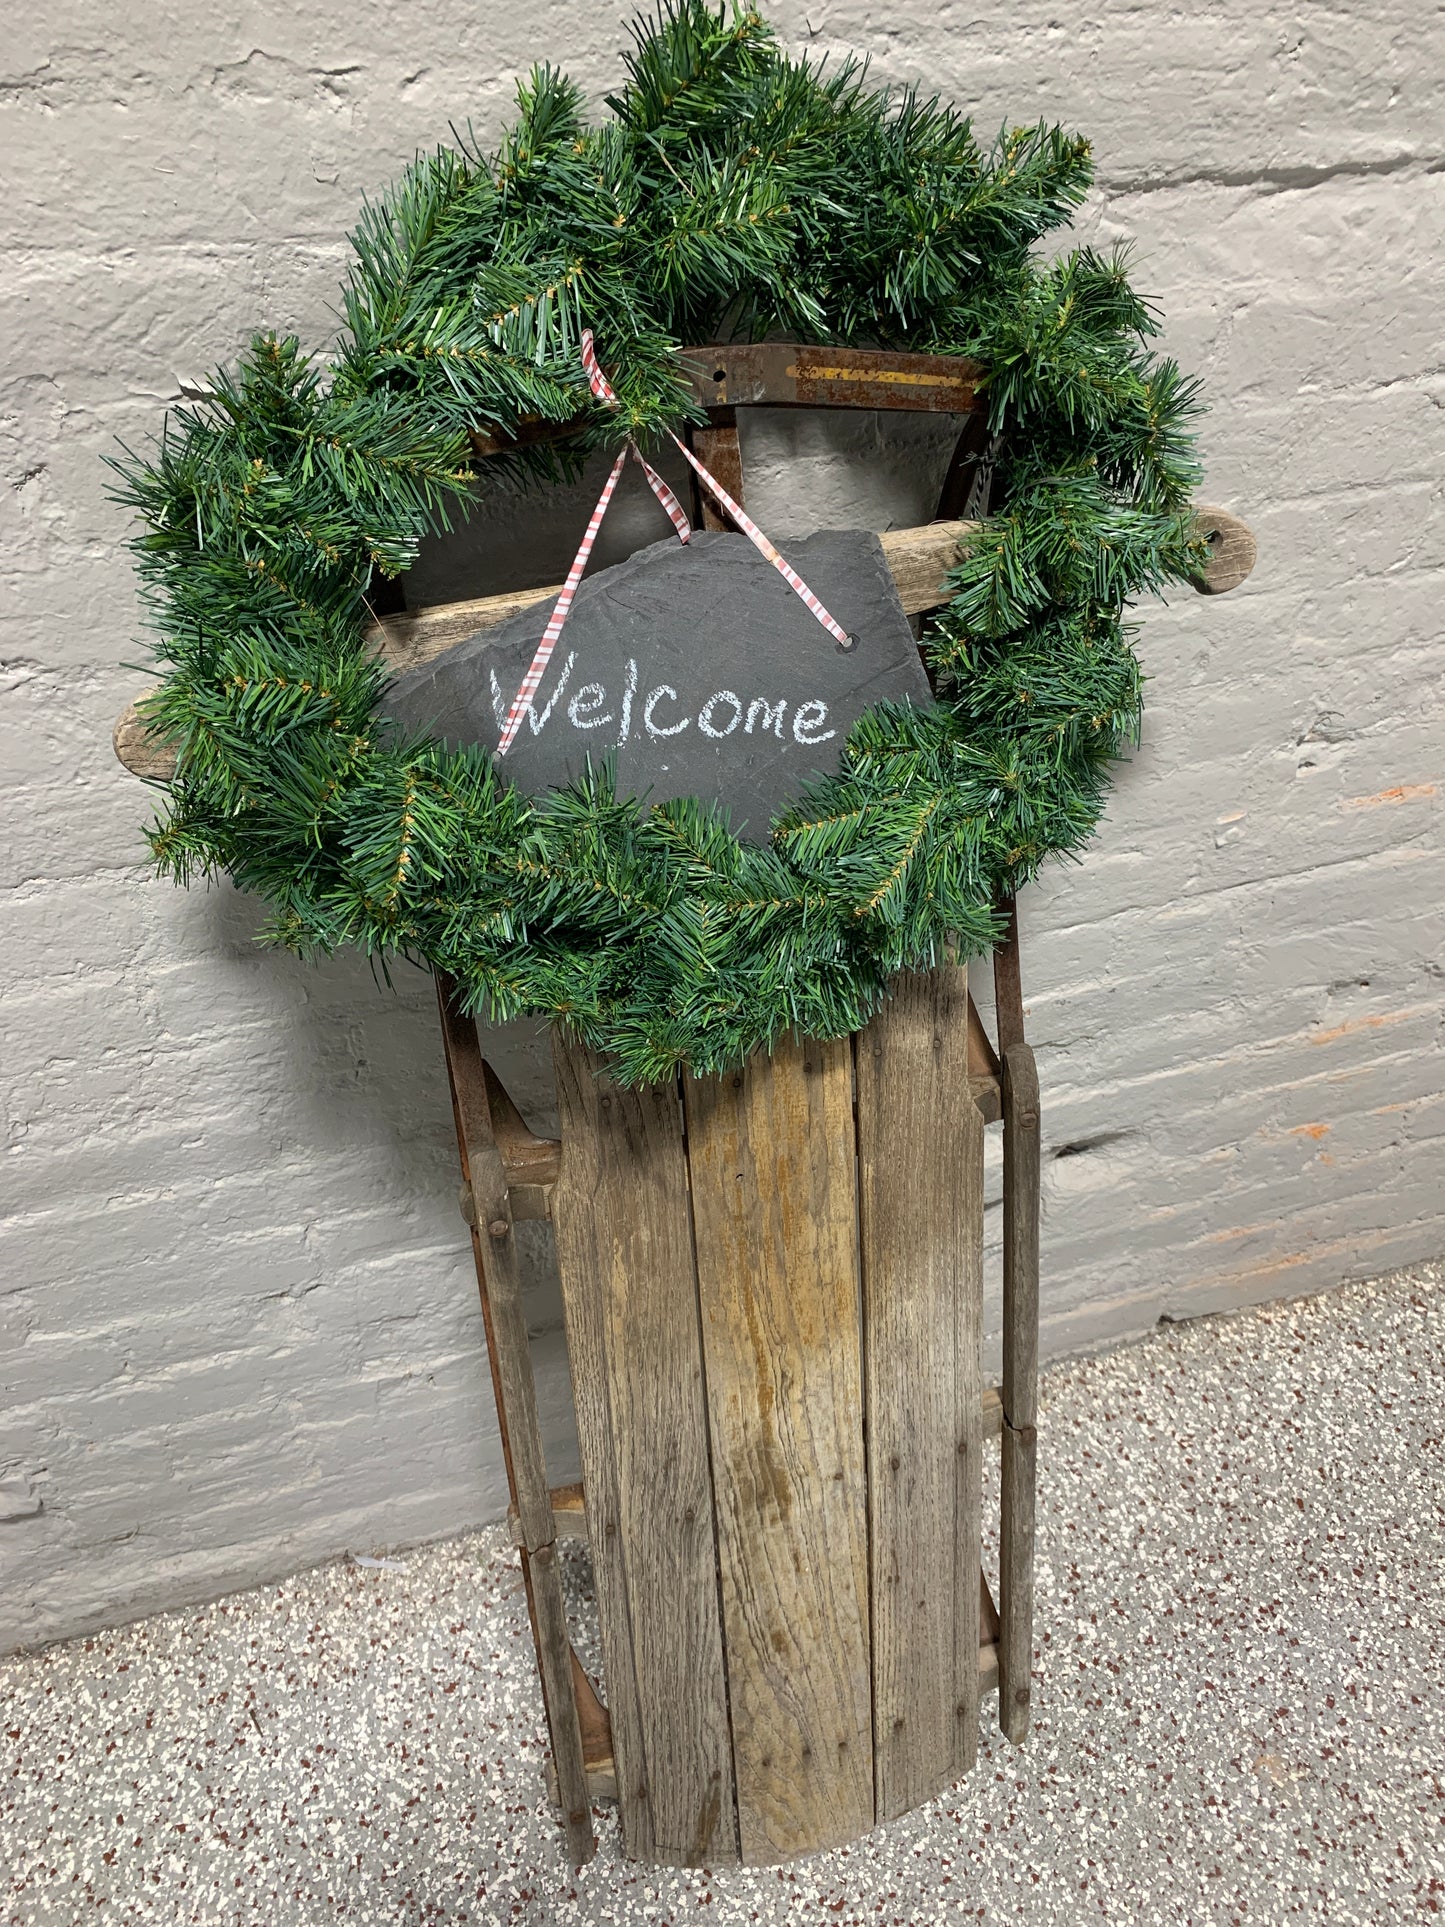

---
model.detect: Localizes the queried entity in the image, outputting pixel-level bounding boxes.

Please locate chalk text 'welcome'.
[491,654,836,750]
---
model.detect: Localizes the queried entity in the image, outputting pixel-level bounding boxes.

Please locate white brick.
[2,0,1442,1655]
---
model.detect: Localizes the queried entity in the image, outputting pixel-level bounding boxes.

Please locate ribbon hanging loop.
[496,331,851,758]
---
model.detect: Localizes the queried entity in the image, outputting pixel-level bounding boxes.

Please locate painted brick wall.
[3,1,1442,1653]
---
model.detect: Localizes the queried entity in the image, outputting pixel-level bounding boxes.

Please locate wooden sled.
[112,343,1255,1868]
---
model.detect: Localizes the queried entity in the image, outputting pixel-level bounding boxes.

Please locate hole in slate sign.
[713,367,727,381]
[1206,527,1223,546]
[837,633,857,652]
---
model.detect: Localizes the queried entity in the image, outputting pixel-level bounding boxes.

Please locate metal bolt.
[488,1218,509,1238]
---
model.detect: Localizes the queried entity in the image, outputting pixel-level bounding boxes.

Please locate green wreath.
[115,2,1205,1086]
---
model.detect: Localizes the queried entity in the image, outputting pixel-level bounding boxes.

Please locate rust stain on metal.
[787,359,974,390]
[689,341,982,415]
[468,415,586,459]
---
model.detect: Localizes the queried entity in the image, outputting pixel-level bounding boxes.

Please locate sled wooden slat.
[857,966,985,1821]
[683,1034,874,1862]
[546,1041,652,1853]
[551,1036,737,1866]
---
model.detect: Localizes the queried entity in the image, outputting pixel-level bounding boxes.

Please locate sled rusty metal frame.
[111,343,1256,1870]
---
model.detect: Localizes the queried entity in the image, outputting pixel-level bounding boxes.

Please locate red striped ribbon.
[631,446,693,544]
[583,333,852,649]
[495,331,850,757]
[495,445,629,756]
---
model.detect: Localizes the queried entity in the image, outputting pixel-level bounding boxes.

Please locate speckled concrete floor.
[5,1261,1442,1926]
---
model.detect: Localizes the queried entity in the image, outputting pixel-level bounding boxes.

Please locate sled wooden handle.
[1190,504,1257,595]
[111,508,1255,781]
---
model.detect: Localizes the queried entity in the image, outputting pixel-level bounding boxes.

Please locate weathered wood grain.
[683,1034,874,1863]
[978,1642,1000,1697]
[966,990,1001,1083]
[505,1480,588,1547]
[368,583,570,673]
[992,895,1026,1054]
[980,1569,1001,1647]
[570,1648,614,1770]
[999,1039,1041,1746]
[857,967,985,1821]
[877,519,974,618]
[111,701,170,783]
[967,979,1003,1123]
[544,1649,617,1806]
[479,1060,559,1217]
[1191,504,1258,595]
[481,1060,561,1184]
[548,1032,676,1855]
[551,1035,737,1866]
[435,977,594,1865]
[550,1481,588,1538]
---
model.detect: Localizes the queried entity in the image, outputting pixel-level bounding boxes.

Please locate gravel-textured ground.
[5,1261,1442,1926]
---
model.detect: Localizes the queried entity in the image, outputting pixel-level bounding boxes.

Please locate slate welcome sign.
[383,528,933,840]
